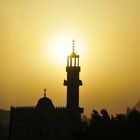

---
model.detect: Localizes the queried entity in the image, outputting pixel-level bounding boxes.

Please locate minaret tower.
[64,40,83,111]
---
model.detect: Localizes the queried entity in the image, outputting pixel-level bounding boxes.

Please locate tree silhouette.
[72,108,140,140]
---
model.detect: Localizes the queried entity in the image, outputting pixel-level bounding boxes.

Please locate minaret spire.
[43,88,47,97]
[72,39,75,52]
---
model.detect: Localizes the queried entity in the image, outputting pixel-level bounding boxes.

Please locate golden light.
[42,30,84,66]
[50,38,72,65]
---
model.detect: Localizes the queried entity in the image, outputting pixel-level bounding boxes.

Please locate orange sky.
[0,0,140,116]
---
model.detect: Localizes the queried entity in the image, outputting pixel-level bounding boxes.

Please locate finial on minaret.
[43,88,47,97]
[72,39,75,52]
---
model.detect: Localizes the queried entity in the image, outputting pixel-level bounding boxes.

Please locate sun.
[42,30,85,66]
[50,38,72,65]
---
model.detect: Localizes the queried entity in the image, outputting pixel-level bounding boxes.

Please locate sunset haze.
[0,0,140,116]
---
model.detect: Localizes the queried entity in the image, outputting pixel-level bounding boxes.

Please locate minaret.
[64,40,83,111]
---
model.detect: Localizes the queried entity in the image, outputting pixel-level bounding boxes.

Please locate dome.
[70,51,77,58]
[36,90,54,110]
[69,40,79,58]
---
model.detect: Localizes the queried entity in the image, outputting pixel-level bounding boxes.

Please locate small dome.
[36,90,54,110]
[70,51,77,57]
[69,40,79,58]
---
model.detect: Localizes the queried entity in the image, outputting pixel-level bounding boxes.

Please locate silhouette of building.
[9,40,83,140]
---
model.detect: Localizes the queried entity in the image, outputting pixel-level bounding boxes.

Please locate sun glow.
[50,38,72,64]
[43,30,84,65]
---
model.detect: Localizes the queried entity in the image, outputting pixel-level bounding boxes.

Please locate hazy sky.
[0,0,140,116]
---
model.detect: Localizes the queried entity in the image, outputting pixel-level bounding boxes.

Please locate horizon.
[0,0,140,117]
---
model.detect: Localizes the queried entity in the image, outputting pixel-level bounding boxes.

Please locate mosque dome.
[69,40,79,58]
[36,89,54,110]
[70,51,77,57]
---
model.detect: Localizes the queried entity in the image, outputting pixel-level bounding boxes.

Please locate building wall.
[10,107,82,140]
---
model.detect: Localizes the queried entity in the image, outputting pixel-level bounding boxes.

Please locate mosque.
[9,41,83,140]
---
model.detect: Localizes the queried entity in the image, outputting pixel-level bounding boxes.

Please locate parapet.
[11,106,35,111]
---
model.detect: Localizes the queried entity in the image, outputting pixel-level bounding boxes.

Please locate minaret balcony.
[66,66,81,72]
[64,80,82,86]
